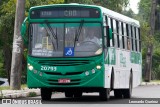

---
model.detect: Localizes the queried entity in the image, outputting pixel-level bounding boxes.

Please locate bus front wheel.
[41,88,52,100]
[65,91,73,98]
[99,88,110,101]
[74,91,82,98]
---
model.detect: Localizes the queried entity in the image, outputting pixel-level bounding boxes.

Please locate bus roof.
[30,3,140,27]
[100,6,140,27]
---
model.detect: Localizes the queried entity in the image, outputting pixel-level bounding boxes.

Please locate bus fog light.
[96,65,101,70]
[85,71,89,76]
[34,70,37,74]
[39,72,43,76]
[92,69,95,74]
[28,65,33,71]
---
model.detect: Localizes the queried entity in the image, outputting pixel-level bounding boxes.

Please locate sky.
[128,0,140,14]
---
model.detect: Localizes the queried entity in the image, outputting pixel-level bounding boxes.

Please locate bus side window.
[113,19,117,48]
[123,23,127,50]
[106,16,110,47]
[120,22,124,49]
[138,28,141,52]
[132,26,136,51]
[134,27,138,52]
[116,20,120,48]
[126,24,130,50]
[110,18,114,47]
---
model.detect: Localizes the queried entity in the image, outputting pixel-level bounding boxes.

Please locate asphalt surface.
[29,85,160,104]
[1,85,160,107]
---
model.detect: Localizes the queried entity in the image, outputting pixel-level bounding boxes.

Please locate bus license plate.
[58,79,70,83]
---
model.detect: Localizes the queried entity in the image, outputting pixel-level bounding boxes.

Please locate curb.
[140,82,160,86]
[0,88,40,99]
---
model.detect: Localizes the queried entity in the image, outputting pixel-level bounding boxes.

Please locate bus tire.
[122,74,132,98]
[41,88,52,100]
[65,91,73,98]
[114,89,123,98]
[99,88,110,101]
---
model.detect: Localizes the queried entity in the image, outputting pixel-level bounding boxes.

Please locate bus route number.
[64,10,77,17]
[41,66,57,71]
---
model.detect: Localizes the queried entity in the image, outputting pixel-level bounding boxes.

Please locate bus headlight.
[95,48,102,55]
[96,65,101,70]
[28,65,33,71]
[33,70,37,74]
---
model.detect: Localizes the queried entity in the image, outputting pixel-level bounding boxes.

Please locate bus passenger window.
[134,27,138,51]
[121,22,125,49]
[138,28,141,52]
[113,19,117,48]
[127,38,130,50]
[116,20,120,48]
[110,18,114,47]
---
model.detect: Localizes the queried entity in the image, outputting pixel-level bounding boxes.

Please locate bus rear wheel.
[41,88,52,100]
[99,88,110,101]
[114,89,123,98]
[122,75,132,98]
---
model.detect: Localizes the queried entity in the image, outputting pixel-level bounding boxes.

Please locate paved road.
[8,85,158,107]
[26,85,160,106]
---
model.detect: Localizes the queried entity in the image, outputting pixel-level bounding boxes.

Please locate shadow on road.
[42,95,130,104]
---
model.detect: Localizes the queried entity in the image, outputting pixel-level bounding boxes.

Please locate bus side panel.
[104,65,112,88]
[106,48,141,89]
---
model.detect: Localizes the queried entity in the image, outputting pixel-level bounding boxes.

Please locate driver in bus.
[84,30,101,46]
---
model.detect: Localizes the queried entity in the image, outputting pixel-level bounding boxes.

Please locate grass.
[0,86,10,91]
[151,80,160,82]
[28,92,37,97]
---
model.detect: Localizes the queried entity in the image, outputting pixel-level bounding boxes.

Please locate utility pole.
[144,0,157,82]
[10,0,25,90]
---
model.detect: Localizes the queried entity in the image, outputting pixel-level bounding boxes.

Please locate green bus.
[21,3,142,101]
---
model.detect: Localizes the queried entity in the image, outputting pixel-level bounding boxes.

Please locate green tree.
[93,0,129,13]
[64,0,93,4]
[138,0,160,80]
[122,8,135,18]
[138,0,151,21]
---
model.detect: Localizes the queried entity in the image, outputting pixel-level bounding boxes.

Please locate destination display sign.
[30,7,100,18]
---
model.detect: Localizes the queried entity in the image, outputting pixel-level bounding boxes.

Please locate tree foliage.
[138,0,160,80]
[65,0,93,4]
[93,0,129,13]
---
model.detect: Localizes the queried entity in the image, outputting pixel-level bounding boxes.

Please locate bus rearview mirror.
[105,26,112,47]
[21,17,28,45]
[109,28,112,39]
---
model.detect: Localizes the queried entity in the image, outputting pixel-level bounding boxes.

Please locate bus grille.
[44,71,83,75]
[37,60,90,66]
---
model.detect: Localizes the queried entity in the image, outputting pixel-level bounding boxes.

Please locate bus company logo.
[2,99,11,104]
[2,99,42,104]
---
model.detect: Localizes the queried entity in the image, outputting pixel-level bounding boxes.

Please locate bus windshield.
[30,23,102,57]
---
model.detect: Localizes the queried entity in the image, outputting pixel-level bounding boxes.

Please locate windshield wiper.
[74,20,84,47]
[43,21,58,50]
